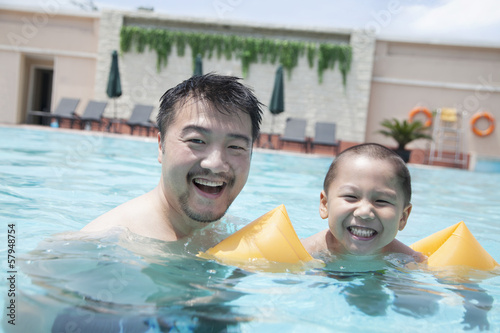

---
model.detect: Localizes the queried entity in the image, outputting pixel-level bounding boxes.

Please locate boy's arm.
[301,229,329,255]
[384,239,426,262]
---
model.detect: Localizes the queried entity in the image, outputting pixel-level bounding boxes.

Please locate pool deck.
[2,120,471,170]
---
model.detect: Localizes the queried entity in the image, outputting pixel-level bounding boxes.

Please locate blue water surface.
[1,126,500,332]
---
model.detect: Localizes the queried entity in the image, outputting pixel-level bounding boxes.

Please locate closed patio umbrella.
[267,65,284,148]
[106,50,122,131]
[193,54,203,76]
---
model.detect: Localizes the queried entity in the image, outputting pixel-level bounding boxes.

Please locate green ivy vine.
[120,26,352,86]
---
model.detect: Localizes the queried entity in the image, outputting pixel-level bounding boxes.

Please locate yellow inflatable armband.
[200,205,315,268]
[410,221,498,270]
[201,205,497,272]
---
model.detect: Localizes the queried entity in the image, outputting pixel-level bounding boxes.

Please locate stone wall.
[95,10,376,143]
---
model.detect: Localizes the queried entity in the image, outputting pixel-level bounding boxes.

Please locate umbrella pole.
[268,115,275,149]
[106,98,118,133]
[113,98,117,133]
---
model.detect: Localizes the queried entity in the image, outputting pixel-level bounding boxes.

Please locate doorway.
[29,67,53,125]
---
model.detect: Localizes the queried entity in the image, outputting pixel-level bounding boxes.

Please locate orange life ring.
[409,107,432,127]
[470,111,495,137]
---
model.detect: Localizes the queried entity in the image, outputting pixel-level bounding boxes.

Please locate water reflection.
[8,228,499,332]
[15,229,249,333]
[308,256,495,331]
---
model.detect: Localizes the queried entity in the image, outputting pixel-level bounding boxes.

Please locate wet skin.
[320,156,411,256]
[157,101,253,235]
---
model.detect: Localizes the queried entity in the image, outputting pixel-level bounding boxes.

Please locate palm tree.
[378,118,432,151]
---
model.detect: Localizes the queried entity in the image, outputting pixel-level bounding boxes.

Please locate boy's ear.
[398,204,412,231]
[319,190,329,219]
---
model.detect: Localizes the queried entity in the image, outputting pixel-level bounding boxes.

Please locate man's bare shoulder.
[82,191,156,234]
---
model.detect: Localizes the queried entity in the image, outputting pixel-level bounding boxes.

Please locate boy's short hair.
[323,143,412,206]
[157,73,263,146]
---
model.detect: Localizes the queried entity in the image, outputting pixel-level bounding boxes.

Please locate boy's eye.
[376,199,393,205]
[189,139,205,144]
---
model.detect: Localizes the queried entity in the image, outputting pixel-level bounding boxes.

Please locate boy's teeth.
[349,226,376,238]
[194,179,224,187]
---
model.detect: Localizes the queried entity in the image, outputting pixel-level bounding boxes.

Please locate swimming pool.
[1,126,500,332]
[475,157,500,173]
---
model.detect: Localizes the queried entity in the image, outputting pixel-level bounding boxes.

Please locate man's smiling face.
[158,100,253,227]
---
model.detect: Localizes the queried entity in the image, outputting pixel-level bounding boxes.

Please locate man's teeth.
[349,226,376,238]
[194,179,224,187]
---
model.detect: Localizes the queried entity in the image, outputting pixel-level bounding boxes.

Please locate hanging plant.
[175,32,187,57]
[149,29,173,69]
[306,43,316,69]
[317,43,338,83]
[278,40,305,78]
[120,26,352,86]
[338,45,352,87]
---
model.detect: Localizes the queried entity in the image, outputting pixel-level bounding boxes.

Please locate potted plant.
[377,118,432,162]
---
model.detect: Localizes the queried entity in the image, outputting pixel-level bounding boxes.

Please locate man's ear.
[157,132,163,164]
[319,190,329,220]
[399,204,412,231]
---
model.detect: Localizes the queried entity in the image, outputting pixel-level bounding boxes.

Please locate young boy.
[302,143,425,262]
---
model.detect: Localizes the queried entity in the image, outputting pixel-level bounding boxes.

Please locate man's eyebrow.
[181,125,252,145]
[180,125,208,136]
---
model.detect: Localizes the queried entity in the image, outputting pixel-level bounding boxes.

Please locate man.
[82,74,263,242]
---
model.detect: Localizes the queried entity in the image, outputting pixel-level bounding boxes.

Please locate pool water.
[475,158,500,173]
[1,126,500,332]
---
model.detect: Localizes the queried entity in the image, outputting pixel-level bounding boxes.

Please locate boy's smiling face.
[320,155,411,256]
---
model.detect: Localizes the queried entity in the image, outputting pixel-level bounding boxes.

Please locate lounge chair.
[27,98,80,127]
[77,101,108,130]
[126,104,156,135]
[280,118,308,152]
[311,122,341,155]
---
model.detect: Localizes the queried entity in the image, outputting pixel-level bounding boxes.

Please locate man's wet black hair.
[157,73,263,145]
